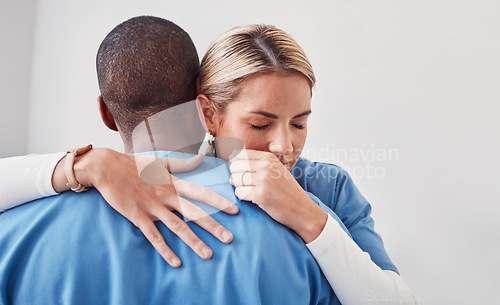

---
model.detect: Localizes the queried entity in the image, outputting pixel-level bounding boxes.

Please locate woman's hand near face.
[229,149,327,243]
[53,148,238,268]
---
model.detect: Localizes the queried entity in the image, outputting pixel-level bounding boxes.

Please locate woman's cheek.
[240,132,266,151]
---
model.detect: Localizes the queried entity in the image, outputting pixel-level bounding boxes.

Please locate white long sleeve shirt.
[0,152,64,212]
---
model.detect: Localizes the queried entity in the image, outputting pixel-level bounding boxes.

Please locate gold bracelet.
[65,144,93,192]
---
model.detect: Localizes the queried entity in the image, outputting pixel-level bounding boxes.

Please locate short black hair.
[96,16,199,138]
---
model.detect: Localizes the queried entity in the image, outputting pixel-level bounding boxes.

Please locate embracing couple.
[0,16,420,305]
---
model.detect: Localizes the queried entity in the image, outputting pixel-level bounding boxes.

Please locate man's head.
[96,16,199,144]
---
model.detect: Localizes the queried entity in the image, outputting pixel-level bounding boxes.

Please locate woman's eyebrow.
[250,110,312,119]
[250,111,278,119]
[293,110,312,119]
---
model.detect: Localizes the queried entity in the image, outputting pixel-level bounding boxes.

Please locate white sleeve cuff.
[306,213,338,255]
[0,152,65,211]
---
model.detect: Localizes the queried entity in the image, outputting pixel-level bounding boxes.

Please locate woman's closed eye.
[249,123,271,130]
[250,123,305,130]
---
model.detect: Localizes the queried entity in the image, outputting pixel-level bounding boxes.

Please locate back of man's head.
[96,16,199,140]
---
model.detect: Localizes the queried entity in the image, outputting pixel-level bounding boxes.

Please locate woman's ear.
[98,96,119,132]
[196,94,217,134]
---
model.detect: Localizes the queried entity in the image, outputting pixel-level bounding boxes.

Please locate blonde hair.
[199,24,315,113]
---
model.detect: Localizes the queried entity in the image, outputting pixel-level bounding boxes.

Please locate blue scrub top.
[0,152,339,305]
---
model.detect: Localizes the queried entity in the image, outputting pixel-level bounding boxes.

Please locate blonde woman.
[0,24,420,304]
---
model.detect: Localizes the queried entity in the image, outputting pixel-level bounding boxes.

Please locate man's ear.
[98,96,118,132]
[196,94,217,134]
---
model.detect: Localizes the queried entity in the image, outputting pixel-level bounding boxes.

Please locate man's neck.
[123,101,205,155]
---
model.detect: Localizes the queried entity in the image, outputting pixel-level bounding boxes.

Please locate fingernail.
[202,247,213,259]
[222,231,233,243]
[171,257,181,267]
[230,205,239,214]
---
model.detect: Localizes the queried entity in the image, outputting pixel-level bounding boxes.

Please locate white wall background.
[0,0,35,157]
[1,0,499,304]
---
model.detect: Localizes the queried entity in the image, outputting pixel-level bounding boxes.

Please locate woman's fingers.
[177,197,233,244]
[229,149,275,162]
[92,150,239,266]
[154,205,214,261]
[234,186,254,201]
[135,216,182,268]
[133,156,236,263]
[229,158,260,203]
[173,178,239,215]
[230,159,274,176]
[230,170,256,202]
[230,159,255,173]
[229,149,277,173]
[229,171,255,187]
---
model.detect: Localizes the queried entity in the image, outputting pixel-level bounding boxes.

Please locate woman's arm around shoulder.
[0,147,240,268]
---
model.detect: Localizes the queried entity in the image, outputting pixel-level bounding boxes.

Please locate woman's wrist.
[51,147,112,193]
[73,148,112,189]
[293,197,328,244]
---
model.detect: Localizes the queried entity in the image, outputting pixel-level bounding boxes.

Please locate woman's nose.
[268,127,293,162]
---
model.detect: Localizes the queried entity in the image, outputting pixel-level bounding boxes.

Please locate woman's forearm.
[0,152,65,211]
[306,214,422,305]
[0,148,112,212]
